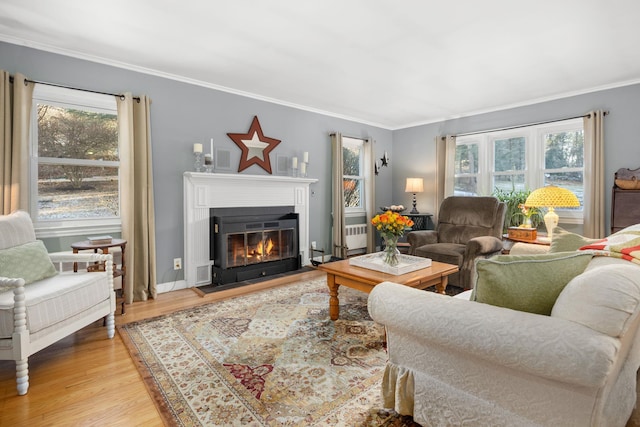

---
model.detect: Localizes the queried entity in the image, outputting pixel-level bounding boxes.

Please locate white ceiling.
[1,0,640,129]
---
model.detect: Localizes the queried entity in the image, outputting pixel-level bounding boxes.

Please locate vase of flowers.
[371,210,414,267]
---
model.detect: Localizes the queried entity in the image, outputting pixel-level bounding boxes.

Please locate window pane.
[342,144,361,176]
[454,176,478,196]
[38,105,118,161]
[493,174,525,193]
[38,164,119,220]
[544,171,584,207]
[343,178,362,208]
[494,137,525,172]
[544,131,584,168]
[455,144,478,174]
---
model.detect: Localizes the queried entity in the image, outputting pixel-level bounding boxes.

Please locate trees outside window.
[342,137,364,212]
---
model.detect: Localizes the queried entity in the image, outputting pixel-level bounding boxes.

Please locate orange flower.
[371,210,414,237]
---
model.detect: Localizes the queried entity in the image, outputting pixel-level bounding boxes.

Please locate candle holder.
[204,154,213,173]
[194,152,204,172]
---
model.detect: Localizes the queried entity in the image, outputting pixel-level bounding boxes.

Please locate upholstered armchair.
[407,196,506,290]
[0,211,116,395]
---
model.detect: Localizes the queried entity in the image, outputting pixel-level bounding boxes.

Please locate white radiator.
[345,223,368,253]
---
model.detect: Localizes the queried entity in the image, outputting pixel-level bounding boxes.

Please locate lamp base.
[410,193,419,214]
[543,208,559,241]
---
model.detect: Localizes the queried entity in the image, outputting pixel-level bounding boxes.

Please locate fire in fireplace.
[210,206,300,286]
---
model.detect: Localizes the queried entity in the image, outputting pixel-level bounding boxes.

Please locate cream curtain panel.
[583,110,606,238]
[364,138,376,253]
[331,133,347,259]
[117,94,157,302]
[1,71,34,214]
[435,134,456,223]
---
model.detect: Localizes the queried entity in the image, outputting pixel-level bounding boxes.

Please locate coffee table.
[317,258,458,320]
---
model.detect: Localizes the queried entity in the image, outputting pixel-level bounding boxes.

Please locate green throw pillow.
[0,240,57,285]
[472,252,593,315]
[550,227,599,253]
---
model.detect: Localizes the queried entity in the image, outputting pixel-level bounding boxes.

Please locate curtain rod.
[329,132,371,142]
[453,111,609,138]
[10,75,140,101]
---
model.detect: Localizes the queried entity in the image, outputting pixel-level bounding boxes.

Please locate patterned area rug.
[118,277,420,426]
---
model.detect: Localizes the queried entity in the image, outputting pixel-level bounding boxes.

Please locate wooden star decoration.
[227,116,281,174]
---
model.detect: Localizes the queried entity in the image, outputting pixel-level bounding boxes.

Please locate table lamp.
[524,185,580,241]
[405,178,424,214]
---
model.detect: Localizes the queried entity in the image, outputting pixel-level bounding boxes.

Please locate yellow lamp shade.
[525,186,580,241]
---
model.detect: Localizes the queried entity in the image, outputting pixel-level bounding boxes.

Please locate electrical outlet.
[311,241,317,249]
[173,257,182,270]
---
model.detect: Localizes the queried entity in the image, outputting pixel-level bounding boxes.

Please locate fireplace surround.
[183,172,317,287]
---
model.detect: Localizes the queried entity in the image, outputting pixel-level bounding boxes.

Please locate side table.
[406,213,434,231]
[71,239,127,314]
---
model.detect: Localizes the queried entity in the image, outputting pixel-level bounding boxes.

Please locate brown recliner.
[408,196,506,290]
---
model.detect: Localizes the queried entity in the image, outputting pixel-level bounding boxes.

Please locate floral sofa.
[368,225,640,426]
[0,211,116,395]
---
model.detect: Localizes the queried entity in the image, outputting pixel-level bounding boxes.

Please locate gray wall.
[0,42,393,283]
[392,84,640,234]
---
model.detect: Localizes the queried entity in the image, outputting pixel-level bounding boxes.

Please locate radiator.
[345,223,368,252]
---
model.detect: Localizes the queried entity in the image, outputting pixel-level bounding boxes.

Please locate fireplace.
[210,206,301,285]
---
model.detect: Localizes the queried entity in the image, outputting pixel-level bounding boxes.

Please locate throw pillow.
[0,240,57,285]
[472,252,593,315]
[549,227,598,253]
[552,264,640,337]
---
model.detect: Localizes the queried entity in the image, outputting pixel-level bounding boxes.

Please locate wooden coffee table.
[318,258,458,320]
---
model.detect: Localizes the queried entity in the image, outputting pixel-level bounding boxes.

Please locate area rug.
[118,277,420,426]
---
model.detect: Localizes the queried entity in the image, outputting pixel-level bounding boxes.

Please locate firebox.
[210,206,300,285]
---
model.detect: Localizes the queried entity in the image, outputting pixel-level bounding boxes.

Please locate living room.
[2,1,640,425]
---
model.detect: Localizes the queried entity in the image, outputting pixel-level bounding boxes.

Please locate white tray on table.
[349,252,432,275]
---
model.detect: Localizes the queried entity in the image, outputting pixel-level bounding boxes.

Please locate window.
[30,85,121,237]
[454,119,584,222]
[342,137,365,213]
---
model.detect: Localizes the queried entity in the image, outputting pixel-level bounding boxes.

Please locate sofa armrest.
[48,252,114,276]
[407,231,438,255]
[368,281,618,388]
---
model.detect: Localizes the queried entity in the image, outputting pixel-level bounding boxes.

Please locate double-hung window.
[342,136,365,215]
[453,118,584,223]
[30,84,121,237]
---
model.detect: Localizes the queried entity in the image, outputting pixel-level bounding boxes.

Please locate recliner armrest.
[407,231,438,254]
[465,236,504,258]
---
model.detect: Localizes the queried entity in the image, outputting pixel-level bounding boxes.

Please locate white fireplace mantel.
[183,172,318,287]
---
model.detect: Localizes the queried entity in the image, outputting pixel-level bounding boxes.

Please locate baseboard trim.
[157,279,188,294]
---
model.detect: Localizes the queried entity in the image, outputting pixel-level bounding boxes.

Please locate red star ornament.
[227,116,281,174]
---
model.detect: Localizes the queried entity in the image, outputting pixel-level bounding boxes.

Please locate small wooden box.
[507,227,537,241]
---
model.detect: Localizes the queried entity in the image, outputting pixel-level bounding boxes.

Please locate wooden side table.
[71,239,127,314]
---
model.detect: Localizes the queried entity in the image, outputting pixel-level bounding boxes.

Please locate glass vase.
[381,234,400,267]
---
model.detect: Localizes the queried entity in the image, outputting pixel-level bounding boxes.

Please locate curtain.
[583,110,606,238]
[330,133,347,259]
[1,72,34,214]
[435,134,456,223]
[117,94,157,302]
[364,138,376,253]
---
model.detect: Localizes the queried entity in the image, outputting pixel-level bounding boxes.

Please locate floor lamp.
[524,185,580,241]
[405,178,424,214]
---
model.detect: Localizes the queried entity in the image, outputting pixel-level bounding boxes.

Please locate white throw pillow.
[551,264,640,337]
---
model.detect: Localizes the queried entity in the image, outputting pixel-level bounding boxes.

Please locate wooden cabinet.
[612,187,640,233]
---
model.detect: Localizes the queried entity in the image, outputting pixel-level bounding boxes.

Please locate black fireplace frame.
[210,206,301,285]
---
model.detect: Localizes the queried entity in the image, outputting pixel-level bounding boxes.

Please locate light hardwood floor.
[0,270,324,427]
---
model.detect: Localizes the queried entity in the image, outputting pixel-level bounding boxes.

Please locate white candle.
[303,152,309,163]
[193,143,203,153]
[210,138,214,156]
[300,162,306,175]
[292,157,298,168]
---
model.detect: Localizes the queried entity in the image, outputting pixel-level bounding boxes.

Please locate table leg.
[73,249,79,272]
[435,276,448,295]
[327,274,340,321]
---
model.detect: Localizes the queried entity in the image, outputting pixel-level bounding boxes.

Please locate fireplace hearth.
[210,206,301,286]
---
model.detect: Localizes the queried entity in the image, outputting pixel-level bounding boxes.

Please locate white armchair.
[0,211,116,395]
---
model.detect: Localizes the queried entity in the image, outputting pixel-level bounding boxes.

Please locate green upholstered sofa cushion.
[550,227,599,253]
[472,252,593,315]
[0,240,57,285]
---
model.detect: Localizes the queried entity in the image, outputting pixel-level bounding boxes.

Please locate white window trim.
[455,118,584,223]
[30,84,122,238]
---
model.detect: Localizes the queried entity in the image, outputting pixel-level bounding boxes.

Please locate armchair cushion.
[414,242,464,266]
[0,211,36,250]
[0,240,57,285]
[552,263,640,337]
[472,252,593,315]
